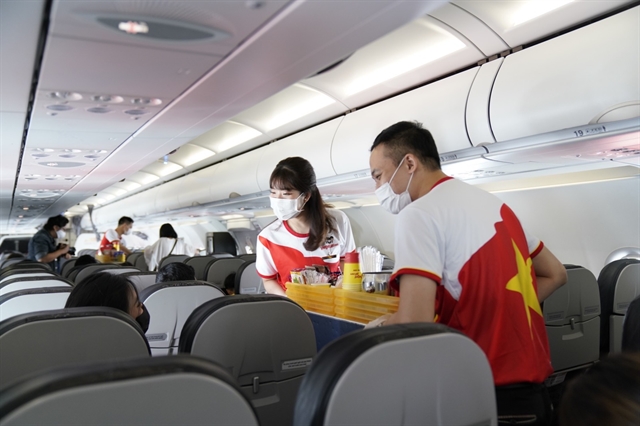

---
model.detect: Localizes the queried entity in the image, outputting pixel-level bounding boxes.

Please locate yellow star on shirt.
[505,239,543,338]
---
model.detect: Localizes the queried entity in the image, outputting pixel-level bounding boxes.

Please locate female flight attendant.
[256,157,356,296]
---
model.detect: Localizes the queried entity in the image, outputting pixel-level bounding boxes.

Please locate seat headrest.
[0,286,72,306]
[543,265,600,325]
[139,280,224,301]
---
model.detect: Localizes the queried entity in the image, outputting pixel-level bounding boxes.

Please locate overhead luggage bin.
[256,118,343,191]
[465,58,503,146]
[331,67,477,176]
[489,6,640,142]
[209,148,265,203]
[176,166,218,209]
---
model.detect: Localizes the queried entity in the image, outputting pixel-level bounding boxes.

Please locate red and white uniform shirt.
[391,177,552,386]
[99,229,122,253]
[256,209,356,291]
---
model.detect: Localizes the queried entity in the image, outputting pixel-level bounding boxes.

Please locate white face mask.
[124,228,132,236]
[375,157,414,215]
[56,229,66,240]
[270,193,305,221]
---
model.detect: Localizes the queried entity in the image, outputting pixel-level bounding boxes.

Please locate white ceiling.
[1,0,635,233]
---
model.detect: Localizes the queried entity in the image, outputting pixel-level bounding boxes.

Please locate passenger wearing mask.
[368,121,567,425]
[100,216,134,256]
[156,262,196,283]
[65,272,149,333]
[144,223,198,271]
[27,215,71,269]
[256,157,356,296]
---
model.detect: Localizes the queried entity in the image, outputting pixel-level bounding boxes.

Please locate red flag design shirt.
[256,209,356,291]
[390,177,552,386]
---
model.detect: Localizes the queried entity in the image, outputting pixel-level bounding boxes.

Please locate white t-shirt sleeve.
[336,210,356,257]
[523,226,543,257]
[256,234,277,279]
[391,206,444,285]
[105,229,119,243]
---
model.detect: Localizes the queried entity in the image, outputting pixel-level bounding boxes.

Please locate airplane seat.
[0,287,72,322]
[0,355,258,426]
[598,258,640,354]
[139,281,226,356]
[179,295,316,426]
[158,255,190,270]
[120,272,157,293]
[0,307,150,390]
[185,255,236,280]
[60,258,78,277]
[235,261,265,294]
[101,267,141,276]
[207,258,246,289]
[73,264,127,284]
[543,265,600,372]
[0,271,57,285]
[211,232,238,256]
[0,261,51,276]
[76,249,97,257]
[294,323,496,426]
[0,276,73,296]
[125,252,149,272]
[622,295,640,352]
[238,253,257,262]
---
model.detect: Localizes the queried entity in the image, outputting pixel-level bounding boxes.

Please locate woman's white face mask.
[375,156,414,215]
[56,229,66,240]
[270,193,305,221]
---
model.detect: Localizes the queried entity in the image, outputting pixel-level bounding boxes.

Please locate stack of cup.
[343,252,362,291]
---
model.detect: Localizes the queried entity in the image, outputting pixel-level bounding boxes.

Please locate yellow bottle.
[342,252,362,292]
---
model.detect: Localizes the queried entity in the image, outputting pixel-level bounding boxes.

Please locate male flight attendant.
[368,121,567,425]
[100,216,134,256]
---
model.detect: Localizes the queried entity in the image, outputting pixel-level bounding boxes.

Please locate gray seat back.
[0,276,72,296]
[0,356,258,426]
[101,267,141,276]
[127,252,149,272]
[140,281,225,356]
[120,272,157,293]
[158,255,190,270]
[294,323,496,426]
[59,258,78,278]
[0,288,71,322]
[543,265,600,371]
[76,249,97,257]
[74,264,124,284]
[238,253,257,262]
[185,255,235,280]
[598,259,640,353]
[207,258,245,288]
[235,261,265,294]
[180,295,317,426]
[0,307,150,389]
[0,272,57,285]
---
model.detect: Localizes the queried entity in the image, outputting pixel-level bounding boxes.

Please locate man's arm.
[532,246,567,302]
[385,274,437,325]
[37,245,69,264]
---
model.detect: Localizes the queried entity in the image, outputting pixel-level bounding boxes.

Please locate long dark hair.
[270,157,336,251]
[65,272,137,315]
[159,223,178,239]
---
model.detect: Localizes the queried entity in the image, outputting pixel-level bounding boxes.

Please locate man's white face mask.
[270,193,305,221]
[375,156,414,215]
[56,229,66,240]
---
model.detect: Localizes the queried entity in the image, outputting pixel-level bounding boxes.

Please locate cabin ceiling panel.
[0,112,26,184]
[452,0,634,48]
[303,16,483,109]
[38,36,222,99]
[24,128,132,151]
[48,0,289,57]
[0,0,45,113]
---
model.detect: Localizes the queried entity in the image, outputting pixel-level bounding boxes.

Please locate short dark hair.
[118,216,134,226]
[371,121,441,170]
[65,272,137,315]
[156,262,195,283]
[43,215,69,231]
[75,254,97,267]
[559,352,640,426]
[159,223,178,239]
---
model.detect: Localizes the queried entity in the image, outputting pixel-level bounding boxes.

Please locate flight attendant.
[256,157,356,296]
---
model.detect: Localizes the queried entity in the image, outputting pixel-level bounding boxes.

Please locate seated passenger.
[74,254,97,267]
[223,273,236,295]
[559,352,640,426]
[156,262,196,283]
[144,223,198,271]
[65,272,149,332]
